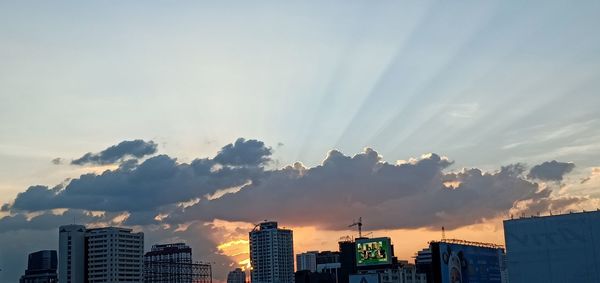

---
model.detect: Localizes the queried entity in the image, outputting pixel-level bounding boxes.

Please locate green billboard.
[356,237,392,266]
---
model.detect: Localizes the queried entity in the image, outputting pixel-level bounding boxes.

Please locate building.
[86,227,144,283]
[227,268,246,283]
[350,264,426,283]
[414,248,432,283]
[59,224,86,283]
[249,221,294,283]
[315,251,341,282]
[296,251,318,272]
[144,243,193,283]
[58,225,144,283]
[19,250,58,283]
[338,240,357,283]
[504,210,600,283]
[428,239,503,283]
[295,270,335,283]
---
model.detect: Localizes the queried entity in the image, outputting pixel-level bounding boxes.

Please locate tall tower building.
[19,250,58,283]
[249,221,294,283]
[59,224,86,283]
[86,227,144,283]
[144,243,193,283]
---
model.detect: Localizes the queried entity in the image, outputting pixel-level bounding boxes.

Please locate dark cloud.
[214,138,272,167]
[51,158,62,165]
[71,139,158,166]
[0,209,107,233]
[11,154,262,215]
[166,149,560,230]
[527,160,575,181]
[8,139,272,217]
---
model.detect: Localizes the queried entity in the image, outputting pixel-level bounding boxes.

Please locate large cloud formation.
[0,138,592,282]
[527,160,575,181]
[71,139,158,165]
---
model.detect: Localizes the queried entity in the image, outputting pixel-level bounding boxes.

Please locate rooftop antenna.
[442,226,446,240]
[348,217,363,238]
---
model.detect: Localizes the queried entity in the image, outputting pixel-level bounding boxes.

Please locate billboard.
[434,242,502,283]
[355,237,392,266]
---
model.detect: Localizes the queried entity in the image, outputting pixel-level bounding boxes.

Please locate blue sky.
[1,1,600,281]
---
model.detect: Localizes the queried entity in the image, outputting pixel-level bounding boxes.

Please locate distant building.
[59,224,86,283]
[227,268,246,283]
[144,243,193,283]
[350,264,426,283]
[249,221,294,283]
[58,225,144,283]
[295,270,335,283]
[19,250,58,283]
[504,210,600,283]
[414,248,432,283]
[297,251,318,272]
[316,251,341,282]
[295,250,341,281]
[338,240,357,283]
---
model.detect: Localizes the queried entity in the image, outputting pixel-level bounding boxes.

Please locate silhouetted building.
[59,225,144,283]
[316,251,341,282]
[19,250,58,283]
[414,248,433,283]
[295,270,335,283]
[316,251,339,265]
[504,210,600,283]
[338,240,357,283]
[249,221,294,283]
[144,243,193,283]
[227,268,246,283]
[297,251,318,272]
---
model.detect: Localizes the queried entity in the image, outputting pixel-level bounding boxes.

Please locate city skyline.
[2,0,600,282]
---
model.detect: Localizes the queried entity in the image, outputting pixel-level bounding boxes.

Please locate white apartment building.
[87,227,144,283]
[58,225,144,283]
[249,221,294,283]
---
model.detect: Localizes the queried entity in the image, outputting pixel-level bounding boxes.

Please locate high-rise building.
[144,243,193,283]
[504,210,600,283]
[86,227,144,283]
[19,250,58,283]
[58,225,144,283]
[249,221,294,283]
[59,224,86,283]
[227,268,246,283]
[296,251,318,272]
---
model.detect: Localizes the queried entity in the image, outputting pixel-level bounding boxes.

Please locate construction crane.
[348,217,363,238]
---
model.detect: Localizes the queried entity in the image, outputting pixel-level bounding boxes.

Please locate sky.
[1,0,600,282]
